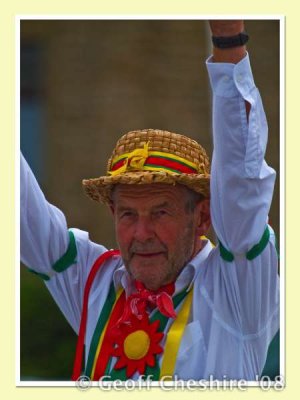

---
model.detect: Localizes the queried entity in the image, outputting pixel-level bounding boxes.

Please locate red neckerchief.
[114,280,177,330]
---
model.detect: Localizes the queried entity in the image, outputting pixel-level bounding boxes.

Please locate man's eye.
[154,210,168,217]
[120,211,135,218]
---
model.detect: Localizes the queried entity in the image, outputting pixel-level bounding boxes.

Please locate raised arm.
[20,152,70,276]
[206,20,276,254]
[20,153,108,332]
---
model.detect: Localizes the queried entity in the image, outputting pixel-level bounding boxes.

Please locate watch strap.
[212,31,249,49]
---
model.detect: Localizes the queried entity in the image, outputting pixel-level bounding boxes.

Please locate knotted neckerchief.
[114,280,177,329]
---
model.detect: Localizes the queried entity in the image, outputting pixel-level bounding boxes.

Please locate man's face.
[111,183,210,290]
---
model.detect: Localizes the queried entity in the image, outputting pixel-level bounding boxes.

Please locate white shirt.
[20,54,279,381]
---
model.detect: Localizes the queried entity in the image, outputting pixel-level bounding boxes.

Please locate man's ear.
[195,198,211,237]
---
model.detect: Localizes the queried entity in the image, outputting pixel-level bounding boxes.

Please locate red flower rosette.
[112,314,164,378]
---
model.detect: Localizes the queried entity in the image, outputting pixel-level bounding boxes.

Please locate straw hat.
[82,129,210,205]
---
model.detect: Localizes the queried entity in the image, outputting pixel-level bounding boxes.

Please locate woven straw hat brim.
[82,170,210,205]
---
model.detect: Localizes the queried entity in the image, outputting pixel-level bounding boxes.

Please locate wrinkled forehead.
[111,183,190,205]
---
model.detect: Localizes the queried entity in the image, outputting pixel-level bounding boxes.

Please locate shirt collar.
[113,239,214,295]
[181,238,214,292]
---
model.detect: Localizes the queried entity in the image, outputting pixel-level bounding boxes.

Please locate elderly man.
[21,20,279,381]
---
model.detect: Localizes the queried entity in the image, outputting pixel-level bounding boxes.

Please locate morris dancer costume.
[21,54,279,381]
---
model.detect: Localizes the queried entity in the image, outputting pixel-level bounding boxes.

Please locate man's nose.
[133,216,155,242]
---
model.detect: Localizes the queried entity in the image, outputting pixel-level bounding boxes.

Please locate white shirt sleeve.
[20,152,70,273]
[206,53,277,254]
[20,152,108,332]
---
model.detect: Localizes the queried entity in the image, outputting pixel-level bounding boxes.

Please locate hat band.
[108,145,199,177]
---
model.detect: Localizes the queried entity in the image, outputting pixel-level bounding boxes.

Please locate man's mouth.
[133,252,165,258]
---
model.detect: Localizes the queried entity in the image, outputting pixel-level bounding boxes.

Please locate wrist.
[212,47,247,64]
[208,21,248,64]
[209,20,245,37]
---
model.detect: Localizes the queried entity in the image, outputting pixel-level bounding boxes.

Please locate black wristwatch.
[212,32,249,49]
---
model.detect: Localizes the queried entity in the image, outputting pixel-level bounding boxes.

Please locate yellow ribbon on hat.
[108,142,150,176]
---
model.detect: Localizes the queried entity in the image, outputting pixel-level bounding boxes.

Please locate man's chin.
[128,263,167,290]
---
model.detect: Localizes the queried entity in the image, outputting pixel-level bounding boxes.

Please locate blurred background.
[20,19,280,380]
